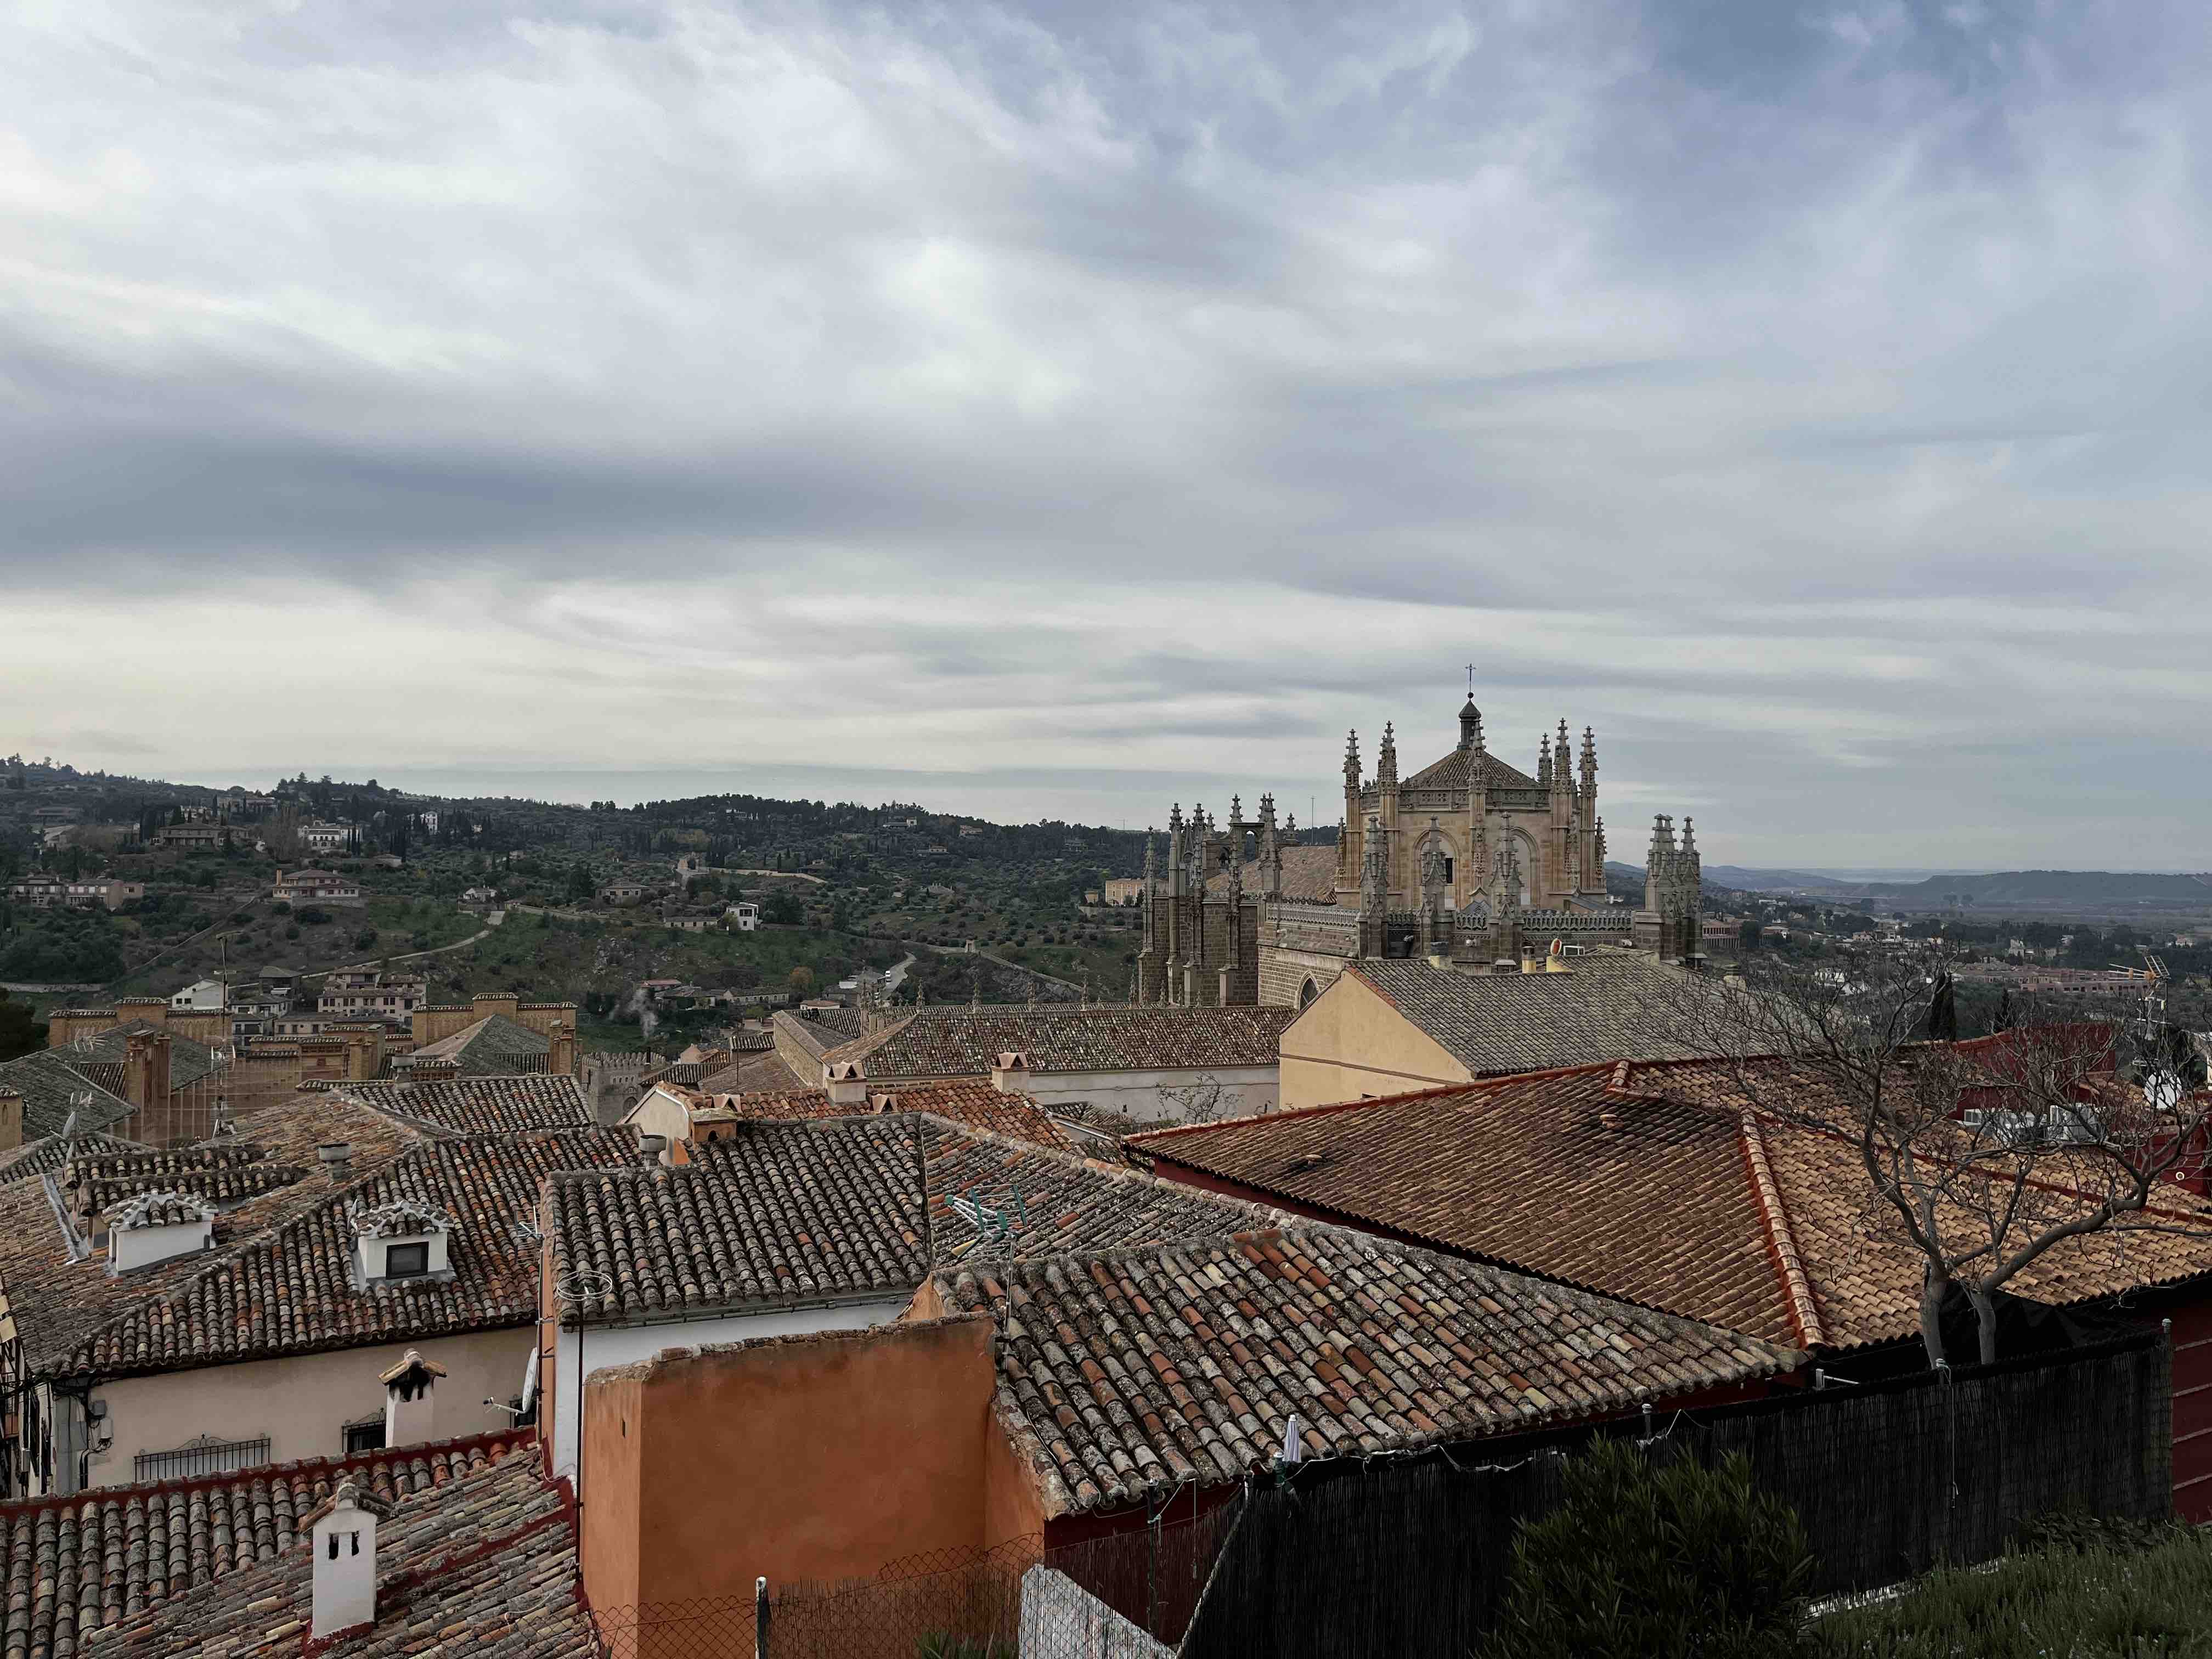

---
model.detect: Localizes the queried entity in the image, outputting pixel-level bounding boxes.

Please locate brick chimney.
[379,1349,445,1448]
[0,1087,21,1153]
[123,1030,172,1114]
[549,1018,577,1079]
[308,1479,395,1640]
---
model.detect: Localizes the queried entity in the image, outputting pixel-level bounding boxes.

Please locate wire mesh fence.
[589,1328,2169,1659]
[591,1502,1240,1659]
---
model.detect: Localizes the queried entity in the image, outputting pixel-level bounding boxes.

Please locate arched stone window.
[1297,978,1319,1008]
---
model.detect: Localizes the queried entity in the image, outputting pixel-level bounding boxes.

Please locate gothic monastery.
[1135,692,1706,1007]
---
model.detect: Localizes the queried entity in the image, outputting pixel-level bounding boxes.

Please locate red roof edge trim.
[1736,1111,1827,1351]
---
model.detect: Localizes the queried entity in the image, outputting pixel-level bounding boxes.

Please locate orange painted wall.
[580,1366,643,1614]
[579,1316,1000,1611]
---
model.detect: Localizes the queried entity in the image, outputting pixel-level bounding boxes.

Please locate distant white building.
[171,979,227,1012]
[726,902,759,932]
[300,822,350,852]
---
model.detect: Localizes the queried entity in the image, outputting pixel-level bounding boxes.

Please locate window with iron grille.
[134,1435,270,1483]
[343,1419,387,1455]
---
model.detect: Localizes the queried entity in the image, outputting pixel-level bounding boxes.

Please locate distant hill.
[1689,866,2212,910]
[1875,870,2212,906]
[1701,866,1865,895]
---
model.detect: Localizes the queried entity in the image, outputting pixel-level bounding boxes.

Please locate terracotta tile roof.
[0,1132,143,1188]
[1339,952,1750,1076]
[65,1146,303,1218]
[0,1432,527,1659]
[697,1048,807,1095]
[1202,843,1340,904]
[825,1006,1295,1081]
[545,1115,1267,1328]
[0,1052,137,1141]
[0,1022,226,1140]
[55,1126,639,1380]
[1400,746,1542,793]
[397,1014,549,1077]
[691,1079,1075,1152]
[945,1226,1797,1516]
[772,1009,876,1067]
[83,1436,590,1658]
[1137,1058,2212,1353]
[0,1093,431,1374]
[1135,1066,1801,1344]
[325,1076,596,1137]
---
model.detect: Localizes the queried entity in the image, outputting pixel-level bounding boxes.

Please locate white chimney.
[379,1349,445,1449]
[309,1479,395,1640]
[989,1051,1030,1094]
[823,1060,868,1108]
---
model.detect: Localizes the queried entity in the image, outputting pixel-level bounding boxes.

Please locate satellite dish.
[519,1345,540,1414]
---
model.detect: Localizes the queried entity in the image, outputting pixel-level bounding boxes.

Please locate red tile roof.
[689,1078,1075,1152]
[0,1432,528,1659]
[824,1006,1294,1080]
[87,1437,590,1657]
[1132,1058,2212,1353]
[945,1227,1796,1516]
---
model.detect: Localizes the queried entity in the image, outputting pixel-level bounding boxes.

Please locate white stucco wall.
[1019,1065,1279,1125]
[82,1327,533,1491]
[622,1085,694,1147]
[547,1298,907,1479]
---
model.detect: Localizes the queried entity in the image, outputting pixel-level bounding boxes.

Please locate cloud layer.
[5,0,2209,866]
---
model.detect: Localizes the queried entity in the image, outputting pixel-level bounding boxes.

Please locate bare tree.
[1159,1070,1231,1125]
[1660,952,2212,1365]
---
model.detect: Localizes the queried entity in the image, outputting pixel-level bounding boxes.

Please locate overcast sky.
[5,1,2210,869]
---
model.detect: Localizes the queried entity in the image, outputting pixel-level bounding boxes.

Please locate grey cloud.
[6,0,2212,865]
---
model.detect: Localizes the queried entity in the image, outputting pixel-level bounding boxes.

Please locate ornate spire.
[1231,793,1242,825]
[1554,720,1571,784]
[1343,730,1361,789]
[1459,695,1484,753]
[1580,725,1597,786]
[1378,723,1398,788]
[1537,735,1552,788]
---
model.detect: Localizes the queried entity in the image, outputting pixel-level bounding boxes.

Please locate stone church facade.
[1134,694,1706,1008]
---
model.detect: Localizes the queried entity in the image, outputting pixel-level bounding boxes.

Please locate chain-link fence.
[591,1500,1240,1659]
[591,1327,2168,1659]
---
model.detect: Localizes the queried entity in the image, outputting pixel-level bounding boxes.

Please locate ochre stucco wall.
[1277,972,1471,1109]
[580,1316,1001,1609]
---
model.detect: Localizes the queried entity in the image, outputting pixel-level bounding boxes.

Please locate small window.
[1443,857,1454,884]
[343,1419,387,1455]
[384,1241,430,1279]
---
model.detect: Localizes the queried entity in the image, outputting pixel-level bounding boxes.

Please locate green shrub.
[1812,1527,2212,1656]
[1485,1438,1813,1659]
[914,1635,1012,1659]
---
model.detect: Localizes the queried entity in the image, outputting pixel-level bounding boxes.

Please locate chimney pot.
[379,1348,446,1448]
[309,1481,392,1639]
